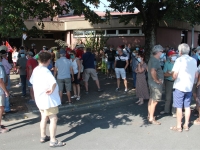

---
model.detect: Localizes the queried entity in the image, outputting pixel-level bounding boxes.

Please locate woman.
[135,54,149,105]
[12,46,19,74]
[70,51,81,100]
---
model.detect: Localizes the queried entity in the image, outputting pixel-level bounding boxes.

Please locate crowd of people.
[0,42,199,147]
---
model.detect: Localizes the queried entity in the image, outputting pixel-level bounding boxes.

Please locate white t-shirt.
[172,55,197,92]
[12,52,19,63]
[123,48,130,59]
[30,66,61,109]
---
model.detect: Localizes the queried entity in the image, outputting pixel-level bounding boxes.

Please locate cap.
[168,50,176,56]
[196,46,200,51]
[28,51,33,56]
[59,49,66,54]
[152,45,164,53]
[76,44,85,48]
[0,45,7,51]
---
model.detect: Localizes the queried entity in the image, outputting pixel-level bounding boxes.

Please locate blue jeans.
[132,71,137,88]
[4,75,10,112]
[20,75,27,96]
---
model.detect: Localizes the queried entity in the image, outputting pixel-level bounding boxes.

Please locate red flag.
[5,41,13,53]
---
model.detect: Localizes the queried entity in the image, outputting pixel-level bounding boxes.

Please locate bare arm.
[28,65,33,80]
[151,68,161,84]
[124,60,129,70]
[172,71,178,80]
[54,67,58,77]
[76,59,81,79]
[70,67,74,81]
[46,83,56,95]
[0,78,9,97]
[137,63,145,73]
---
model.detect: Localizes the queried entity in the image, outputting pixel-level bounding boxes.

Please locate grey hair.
[152,45,164,55]
[178,43,190,55]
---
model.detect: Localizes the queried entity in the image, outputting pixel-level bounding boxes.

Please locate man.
[82,48,102,94]
[16,51,27,97]
[54,49,74,104]
[104,45,116,78]
[30,52,65,147]
[114,46,129,92]
[148,45,164,125]
[160,50,177,117]
[1,46,12,113]
[130,50,139,89]
[171,43,197,132]
[0,50,9,133]
[26,51,38,103]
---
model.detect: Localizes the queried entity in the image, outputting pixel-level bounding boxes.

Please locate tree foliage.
[1,0,200,59]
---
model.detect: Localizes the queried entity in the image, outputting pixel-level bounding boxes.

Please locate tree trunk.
[144,24,157,62]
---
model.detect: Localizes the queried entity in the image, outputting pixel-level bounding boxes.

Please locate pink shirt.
[2,58,12,74]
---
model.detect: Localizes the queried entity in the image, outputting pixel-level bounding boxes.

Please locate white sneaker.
[125,89,128,92]
[76,97,80,101]
[16,83,21,87]
[71,95,77,98]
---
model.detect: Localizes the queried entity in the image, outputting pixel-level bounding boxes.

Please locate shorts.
[149,85,162,101]
[107,61,114,70]
[28,80,32,87]
[0,95,5,106]
[72,74,80,84]
[83,69,98,81]
[57,78,71,92]
[40,106,59,116]
[173,89,192,108]
[115,68,126,79]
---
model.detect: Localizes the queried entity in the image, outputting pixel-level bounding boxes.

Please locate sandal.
[0,125,9,134]
[170,126,182,132]
[50,139,66,147]
[193,118,200,125]
[148,120,161,125]
[183,125,189,131]
[40,135,50,143]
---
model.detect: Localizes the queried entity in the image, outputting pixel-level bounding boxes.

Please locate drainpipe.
[191,26,194,49]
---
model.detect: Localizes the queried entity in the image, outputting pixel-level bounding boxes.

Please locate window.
[74,30,84,36]
[107,30,116,35]
[118,30,128,34]
[130,29,140,34]
[84,30,95,36]
[96,30,105,35]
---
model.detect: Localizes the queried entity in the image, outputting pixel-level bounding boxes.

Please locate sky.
[88,0,110,11]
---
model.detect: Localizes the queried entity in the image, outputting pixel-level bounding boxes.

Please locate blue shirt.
[192,54,198,61]
[82,52,95,69]
[163,61,174,81]
[55,57,72,79]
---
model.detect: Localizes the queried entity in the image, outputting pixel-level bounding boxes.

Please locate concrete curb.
[2,94,136,123]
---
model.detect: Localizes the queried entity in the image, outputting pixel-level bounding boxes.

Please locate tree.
[0,0,68,37]
[105,0,200,60]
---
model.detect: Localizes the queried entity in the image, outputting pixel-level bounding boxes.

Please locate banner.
[5,41,13,52]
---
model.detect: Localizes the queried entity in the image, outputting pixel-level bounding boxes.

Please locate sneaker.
[71,95,77,98]
[124,89,128,92]
[85,91,89,94]
[172,114,177,118]
[116,88,120,91]
[15,83,21,87]
[76,97,80,101]
[98,89,103,92]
